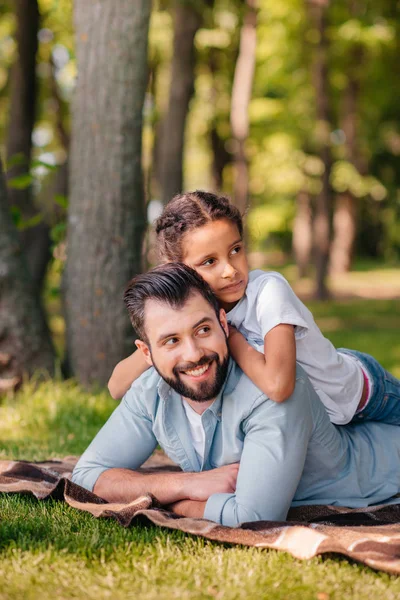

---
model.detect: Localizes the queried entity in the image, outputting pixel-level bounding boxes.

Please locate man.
[72,263,400,526]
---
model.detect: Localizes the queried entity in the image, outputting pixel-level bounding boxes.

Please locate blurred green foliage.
[1,0,400,264]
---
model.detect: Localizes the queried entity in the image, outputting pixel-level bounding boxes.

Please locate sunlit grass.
[1,495,400,600]
[0,379,114,461]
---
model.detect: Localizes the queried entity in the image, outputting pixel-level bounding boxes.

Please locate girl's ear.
[219,309,229,337]
[135,340,153,366]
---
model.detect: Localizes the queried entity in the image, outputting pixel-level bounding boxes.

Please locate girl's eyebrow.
[195,238,243,263]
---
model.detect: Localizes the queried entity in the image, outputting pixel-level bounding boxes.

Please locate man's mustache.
[173,353,219,375]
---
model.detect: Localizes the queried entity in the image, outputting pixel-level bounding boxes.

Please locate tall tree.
[0,157,54,391]
[329,1,363,274]
[308,0,333,299]
[159,1,202,204]
[230,0,257,213]
[6,0,51,293]
[65,0,151,386]
[292,189,313,278]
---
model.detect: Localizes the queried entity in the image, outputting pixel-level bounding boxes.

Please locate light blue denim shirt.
[72,360,400,526]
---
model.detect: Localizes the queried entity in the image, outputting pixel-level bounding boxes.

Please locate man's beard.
[151,351,229,402]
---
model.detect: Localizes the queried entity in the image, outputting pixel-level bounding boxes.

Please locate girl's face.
[181,219,249,312]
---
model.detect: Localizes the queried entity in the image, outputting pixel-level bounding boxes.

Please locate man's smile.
[181,360,214,381]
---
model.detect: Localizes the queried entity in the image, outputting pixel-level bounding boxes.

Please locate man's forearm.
[93,468,193,504]
[93,462,239,507]
[166,500,206,518]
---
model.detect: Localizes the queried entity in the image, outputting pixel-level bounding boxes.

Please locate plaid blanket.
[1,454,400,575]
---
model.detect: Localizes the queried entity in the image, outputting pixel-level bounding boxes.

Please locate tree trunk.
[65,0,151,387]
[160,1,202,204]
[6,0,50,294]
[329,5,363,274]
[230,0,257,213]
[0,157,54,390]
[292,189,313,278]
[329,191,357,273]
[209,49,232,190]
[308,0,332,300]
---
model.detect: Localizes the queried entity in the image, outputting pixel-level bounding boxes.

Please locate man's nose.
[221,262,237,279]
[182,338,204,363]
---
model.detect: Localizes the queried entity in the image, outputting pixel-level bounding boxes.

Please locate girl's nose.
[221,262,237,279]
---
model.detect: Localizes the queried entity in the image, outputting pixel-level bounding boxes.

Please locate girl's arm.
[108,350,150,400]
[228,324,296,403]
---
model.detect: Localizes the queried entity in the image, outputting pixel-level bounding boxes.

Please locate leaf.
[50,222,66,243]
[31,159,58,172]
[8,173,34,190]
[10,206,22,227]
[17,213,43,231]
[54,194,68,210]
[6,153,28,170]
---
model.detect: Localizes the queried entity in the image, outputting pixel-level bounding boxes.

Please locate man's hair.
[155,190,244,262]
[124,263,221,342]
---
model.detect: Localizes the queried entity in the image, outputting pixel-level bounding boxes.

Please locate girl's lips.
[221,280,244,293]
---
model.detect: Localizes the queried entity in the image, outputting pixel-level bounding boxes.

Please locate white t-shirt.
[227,270,363,425]
[182,399,205,461]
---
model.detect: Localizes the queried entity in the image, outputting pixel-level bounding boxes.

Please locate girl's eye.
[231,245,241,256]
[202,258,215,267]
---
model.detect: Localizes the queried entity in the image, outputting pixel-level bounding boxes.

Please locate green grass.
[1,298,400,598]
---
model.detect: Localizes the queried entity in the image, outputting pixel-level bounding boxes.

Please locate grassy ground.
[1,285,400,598]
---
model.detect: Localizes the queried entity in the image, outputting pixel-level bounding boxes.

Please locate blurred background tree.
[0,0,399,387]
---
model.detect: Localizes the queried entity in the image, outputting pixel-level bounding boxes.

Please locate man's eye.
[197,326,210,335]
[202,258,215,266]
[164,337,178,346]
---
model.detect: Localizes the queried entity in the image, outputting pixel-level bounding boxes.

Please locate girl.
[108,190,400,426]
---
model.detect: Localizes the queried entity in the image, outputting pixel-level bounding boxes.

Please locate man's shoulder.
[224,361,270,414]
[123,367,163,410]
[225,362,314,419]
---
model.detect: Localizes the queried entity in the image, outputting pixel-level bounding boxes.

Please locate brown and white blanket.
[0,454,400,575]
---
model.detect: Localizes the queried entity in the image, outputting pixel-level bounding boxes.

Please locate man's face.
[136,292,229,402]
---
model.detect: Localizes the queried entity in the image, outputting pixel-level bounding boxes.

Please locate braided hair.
[155,190,244,262]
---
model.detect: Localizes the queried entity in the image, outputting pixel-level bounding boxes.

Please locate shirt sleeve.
[72,386,158,491]
[203,370,314,526]
[256,276,309,340]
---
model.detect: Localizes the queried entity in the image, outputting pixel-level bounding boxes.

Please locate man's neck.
[182,396,216,415]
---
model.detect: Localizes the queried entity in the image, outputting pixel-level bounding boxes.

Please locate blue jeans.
[338,348,400,425]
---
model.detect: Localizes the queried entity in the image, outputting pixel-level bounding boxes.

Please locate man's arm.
[94,462,239,506]
[72,383,240,506]
[72,388,159,492]
[203,369,314,526]
[166,500,206,518]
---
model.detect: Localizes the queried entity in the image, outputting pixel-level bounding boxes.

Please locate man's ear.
[135,340,153,366]
[219,308,229,337]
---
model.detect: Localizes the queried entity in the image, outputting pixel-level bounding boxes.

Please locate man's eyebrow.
[156,317,213,344]
[156,330,178,344]
[192,316,213,329]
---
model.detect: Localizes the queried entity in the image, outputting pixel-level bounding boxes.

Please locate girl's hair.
[155,190,243,262]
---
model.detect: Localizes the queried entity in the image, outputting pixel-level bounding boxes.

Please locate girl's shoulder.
[247,269,290,290]
[246,270,299,307]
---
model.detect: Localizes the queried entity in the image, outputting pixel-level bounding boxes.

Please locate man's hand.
[182,463,239,501]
